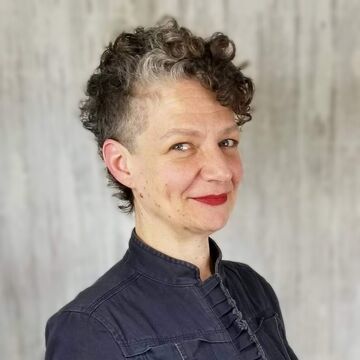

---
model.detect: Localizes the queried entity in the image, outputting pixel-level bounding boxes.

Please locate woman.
[45,17,298,359]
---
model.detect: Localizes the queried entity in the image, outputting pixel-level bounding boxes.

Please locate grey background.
[1,0,359,359]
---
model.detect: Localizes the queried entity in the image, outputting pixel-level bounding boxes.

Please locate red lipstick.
[192,193,228,206]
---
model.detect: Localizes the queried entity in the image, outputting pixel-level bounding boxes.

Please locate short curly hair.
[79,16,254,215]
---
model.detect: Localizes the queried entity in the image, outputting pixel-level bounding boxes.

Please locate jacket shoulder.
[45,307,125,359]
[221,260,282,316]
[52,252,138,316]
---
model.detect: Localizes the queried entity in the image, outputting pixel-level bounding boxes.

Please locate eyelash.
[170,139,239,152]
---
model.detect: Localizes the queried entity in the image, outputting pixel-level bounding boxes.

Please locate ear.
[102,139,135,189]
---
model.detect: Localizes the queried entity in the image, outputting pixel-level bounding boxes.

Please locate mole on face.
[139,193,144,198]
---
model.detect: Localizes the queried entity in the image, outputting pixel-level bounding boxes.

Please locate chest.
[98,276,292,359]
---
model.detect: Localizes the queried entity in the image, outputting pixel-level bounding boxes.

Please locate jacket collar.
[126,227,225,285]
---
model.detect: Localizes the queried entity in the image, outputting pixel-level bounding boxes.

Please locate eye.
[170,139,238,152]
[220,139,239,148]
[170,143,191,152]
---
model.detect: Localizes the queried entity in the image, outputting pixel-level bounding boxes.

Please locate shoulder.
[222,259,270,289]
[221,260,282,315]
[55,253,138,314]
[45,309,124,359]
[45,256,137,358]
[46,253,138,338]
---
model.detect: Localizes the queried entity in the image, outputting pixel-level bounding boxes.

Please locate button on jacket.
[45,228,298,359]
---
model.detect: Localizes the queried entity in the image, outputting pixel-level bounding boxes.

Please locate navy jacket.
[45,228,298,359]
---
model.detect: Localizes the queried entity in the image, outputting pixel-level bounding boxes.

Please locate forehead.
[146,79,235,132]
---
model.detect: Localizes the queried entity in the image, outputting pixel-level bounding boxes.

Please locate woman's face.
[130,78,243,235]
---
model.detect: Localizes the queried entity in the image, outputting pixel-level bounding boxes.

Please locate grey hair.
[79,17,254,214]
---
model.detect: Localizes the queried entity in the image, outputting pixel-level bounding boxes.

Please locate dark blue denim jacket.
[45,228,298,359]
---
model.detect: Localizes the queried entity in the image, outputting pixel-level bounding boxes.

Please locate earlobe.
[102,139,134,188]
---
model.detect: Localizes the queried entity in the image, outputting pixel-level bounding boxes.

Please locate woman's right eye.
[170,143,191,152]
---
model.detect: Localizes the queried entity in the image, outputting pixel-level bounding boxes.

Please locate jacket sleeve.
[45,310,125,360]
[257,273,299,360]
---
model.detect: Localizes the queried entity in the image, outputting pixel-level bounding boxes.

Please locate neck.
[134,220,213,282]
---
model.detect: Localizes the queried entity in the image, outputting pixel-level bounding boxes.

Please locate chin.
[182,200,233,232]
[201,214,230,233]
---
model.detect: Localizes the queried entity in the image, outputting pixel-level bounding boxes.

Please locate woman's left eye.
[170,139,238,152]
[220,139,239,148]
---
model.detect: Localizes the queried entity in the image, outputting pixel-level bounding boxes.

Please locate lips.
[191,193,228,205]
[194,193,227,199]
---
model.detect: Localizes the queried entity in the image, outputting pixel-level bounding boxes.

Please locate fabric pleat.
[200,275,266,360]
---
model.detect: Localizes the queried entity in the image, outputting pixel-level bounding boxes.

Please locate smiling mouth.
[191,193,228,205]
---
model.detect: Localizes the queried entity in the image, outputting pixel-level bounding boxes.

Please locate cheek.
[160,163,196,198]
[232,156,244,186]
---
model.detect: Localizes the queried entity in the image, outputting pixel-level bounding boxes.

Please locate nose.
[199,147,233,182]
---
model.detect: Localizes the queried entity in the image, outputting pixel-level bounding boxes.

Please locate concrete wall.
[1,0,359,359]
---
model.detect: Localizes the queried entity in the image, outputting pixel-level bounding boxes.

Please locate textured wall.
[1,1,359,359]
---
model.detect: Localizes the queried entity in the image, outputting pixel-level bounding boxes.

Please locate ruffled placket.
[199,273,267,360]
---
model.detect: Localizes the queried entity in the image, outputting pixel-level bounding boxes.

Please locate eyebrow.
[160,124,239,140]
